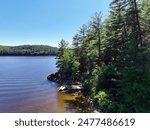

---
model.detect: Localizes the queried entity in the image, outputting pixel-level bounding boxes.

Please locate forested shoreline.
[0,45,58,56]
[53,0,150,112]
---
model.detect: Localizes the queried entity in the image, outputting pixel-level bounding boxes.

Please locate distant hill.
[0,45,58,56]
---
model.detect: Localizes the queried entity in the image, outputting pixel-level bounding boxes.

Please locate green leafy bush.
[94,90,112,111]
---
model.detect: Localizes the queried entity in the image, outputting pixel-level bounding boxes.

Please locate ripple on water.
[0,56,84,113]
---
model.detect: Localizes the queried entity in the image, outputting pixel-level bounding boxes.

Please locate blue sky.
[0,0,111,47]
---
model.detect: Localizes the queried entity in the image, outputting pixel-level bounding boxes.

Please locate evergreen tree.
[91,12,103,66]
[55,0,150,112]
[140,0,150,46]
[56,39,69,77]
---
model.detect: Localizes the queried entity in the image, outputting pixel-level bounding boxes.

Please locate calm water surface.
[0,56,76,113]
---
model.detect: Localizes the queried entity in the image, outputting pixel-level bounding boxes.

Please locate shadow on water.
[57,93,94,113]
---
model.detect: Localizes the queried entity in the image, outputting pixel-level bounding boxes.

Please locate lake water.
[0,56,77,113]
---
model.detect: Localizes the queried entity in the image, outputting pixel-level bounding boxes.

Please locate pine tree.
[140,0,150,46]
[56,39,69,77]
[91,12,103,66]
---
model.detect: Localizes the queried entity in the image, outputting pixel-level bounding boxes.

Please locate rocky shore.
[47,72,61,83]
[47,72,100,113]
[47,72,83,94]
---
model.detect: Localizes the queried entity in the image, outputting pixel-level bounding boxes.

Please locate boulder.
[47,72,61,83]
[58,82,83,93]
[58,85,67,91]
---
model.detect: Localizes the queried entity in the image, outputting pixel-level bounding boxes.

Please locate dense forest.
[56,0,150,112]
[0,45,58,56]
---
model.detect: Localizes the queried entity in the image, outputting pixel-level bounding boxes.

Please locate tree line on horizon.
[0,45,58,56]
[56,0,150,112]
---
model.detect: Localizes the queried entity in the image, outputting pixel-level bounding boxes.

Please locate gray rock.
[58,82,83,93]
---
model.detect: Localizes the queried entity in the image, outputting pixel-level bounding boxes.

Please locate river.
[0,56,78,113]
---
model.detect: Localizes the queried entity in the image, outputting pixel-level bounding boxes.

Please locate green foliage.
[140,0,150,46]
[56,0,150,112]
[56,40,80,81]
[0,45,57,56]
[94,90,112,112]
[61,50,80,80]
[117,65,150,112]
[83,78,95,95]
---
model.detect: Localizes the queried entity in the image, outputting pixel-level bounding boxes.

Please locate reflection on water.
[0,56,92,113]
[57,93,78,112]
[59,94,94,113]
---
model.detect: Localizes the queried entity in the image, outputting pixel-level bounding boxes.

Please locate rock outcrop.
[58,82,83,93]
[47,73,83,94]
[47,72,61,83]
